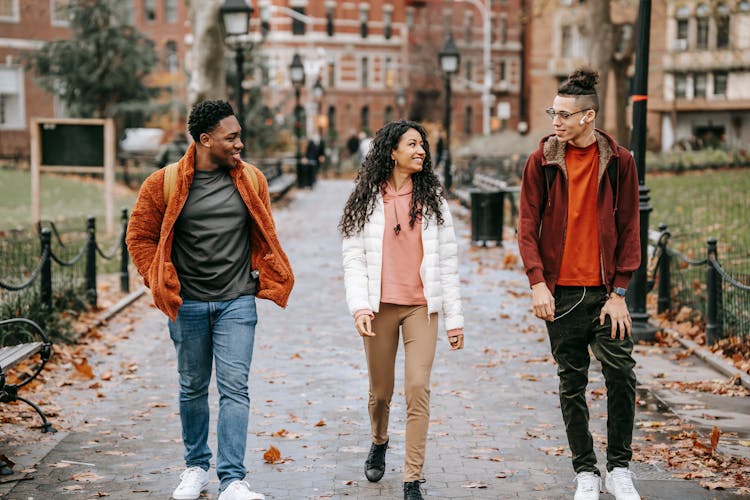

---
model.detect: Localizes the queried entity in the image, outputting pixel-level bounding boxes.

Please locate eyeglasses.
[545,107,590,121]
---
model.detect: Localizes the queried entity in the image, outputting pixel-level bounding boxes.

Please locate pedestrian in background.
[518,68,641,500]
[126,100,294,500]
[155,130,190,169]
[304,132,326,186]
[339,120,464,500]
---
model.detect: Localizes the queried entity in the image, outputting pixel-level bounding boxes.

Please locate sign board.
[497,102,511,120]
[30,118,116,234]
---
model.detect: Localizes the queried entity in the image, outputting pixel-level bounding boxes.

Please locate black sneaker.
[403,479,425,500]
[364,439,388,482]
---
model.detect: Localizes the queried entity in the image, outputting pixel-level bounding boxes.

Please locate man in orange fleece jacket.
[126,100,293,500]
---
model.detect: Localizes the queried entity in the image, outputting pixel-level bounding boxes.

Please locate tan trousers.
[363,303,438,482]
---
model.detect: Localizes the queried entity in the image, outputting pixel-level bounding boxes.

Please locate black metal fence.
[0,210,130,335]
[649,225,750,343]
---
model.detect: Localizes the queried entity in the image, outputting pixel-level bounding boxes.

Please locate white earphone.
[579,118,586,125]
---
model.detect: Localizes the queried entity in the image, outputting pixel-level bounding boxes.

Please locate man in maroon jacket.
[518,68,641,500]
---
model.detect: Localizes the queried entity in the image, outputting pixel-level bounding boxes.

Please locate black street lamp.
[220,0,253,148]
[396,89,406,118]
[289,53,306,188]
[627,0,658,342]
[439,34,460,193]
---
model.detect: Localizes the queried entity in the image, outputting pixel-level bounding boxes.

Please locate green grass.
[0,168,137,232]
[647,168,750,257]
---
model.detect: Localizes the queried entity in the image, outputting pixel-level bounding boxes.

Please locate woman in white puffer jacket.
[339,120,464,500]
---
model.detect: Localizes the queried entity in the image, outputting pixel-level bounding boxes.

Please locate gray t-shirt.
[171,168,256,301]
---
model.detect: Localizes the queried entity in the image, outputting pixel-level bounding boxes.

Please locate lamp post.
[627,0,658,342]
[396,89,406,118]
[290,53,306,188]
[439,34,460,193]
[220,0,253,148]
[313,77,324,133]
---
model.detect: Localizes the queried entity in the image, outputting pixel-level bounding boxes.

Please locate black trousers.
[546,285,637,474]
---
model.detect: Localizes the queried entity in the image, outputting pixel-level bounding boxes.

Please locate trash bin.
[470,190,505,245]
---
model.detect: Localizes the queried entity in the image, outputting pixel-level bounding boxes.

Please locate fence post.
[120,208,130,293]
[40,228,52,310]
[657,224,671,314]
[705,237,723,344]
[86,216,97,308]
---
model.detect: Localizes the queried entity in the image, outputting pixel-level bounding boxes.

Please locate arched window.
[464,106,473,135]
[716,3,730,49]
[695,4,710,50]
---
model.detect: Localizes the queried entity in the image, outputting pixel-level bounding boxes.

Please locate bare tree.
[188,0,226,106]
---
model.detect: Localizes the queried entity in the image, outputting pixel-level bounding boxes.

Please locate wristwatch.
[612,287,627,297]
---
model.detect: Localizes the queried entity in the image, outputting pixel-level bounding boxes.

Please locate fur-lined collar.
[541,129,618,182]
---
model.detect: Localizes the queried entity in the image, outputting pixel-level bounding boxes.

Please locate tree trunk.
[188,0,226,106]
[613,58,633,147]
[587,1,614,131]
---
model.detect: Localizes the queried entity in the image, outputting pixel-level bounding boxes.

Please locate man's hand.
[600,294,632,340]
[531,282,555,321]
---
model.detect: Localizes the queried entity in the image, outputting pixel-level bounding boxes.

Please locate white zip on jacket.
[342,195,464,332]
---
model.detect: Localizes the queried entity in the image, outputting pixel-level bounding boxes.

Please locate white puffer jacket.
[342,195,464,331]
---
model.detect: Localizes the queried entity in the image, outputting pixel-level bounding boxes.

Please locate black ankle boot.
[403,479,424,500]
[364,439,388,482]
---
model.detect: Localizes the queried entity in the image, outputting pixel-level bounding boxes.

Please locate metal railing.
[648,224,750,343]
[0,209,130,313]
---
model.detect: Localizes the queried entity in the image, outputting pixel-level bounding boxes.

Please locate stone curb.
[651,320,750,390]
[89,285,147,330]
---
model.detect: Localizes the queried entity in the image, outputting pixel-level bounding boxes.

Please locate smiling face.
[200,115,243,170]
[549,95,595,144]
[390,128,426,177]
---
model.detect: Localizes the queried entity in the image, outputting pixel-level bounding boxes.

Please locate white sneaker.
[605,467,640,500]
[574,471,601,500]
[172,466,209,500]
[218,480,266,500]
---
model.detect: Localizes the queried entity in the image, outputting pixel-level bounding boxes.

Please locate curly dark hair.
[338,120,445,237]
[187,100,236,142]
[558,67,600,112]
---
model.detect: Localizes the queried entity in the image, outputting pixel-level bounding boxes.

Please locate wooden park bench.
[258,159,296,201]
[0,318,56,433]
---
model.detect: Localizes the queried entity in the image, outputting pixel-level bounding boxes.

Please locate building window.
[144,0,156,21]
[361,106,370,134]
[694,73,707,98]
[164,0,177,23]
[0,67,24,129]
[51,0,71,26]
[384,57,394,88]
[165,41,178,73]
[713,71,727,96]
[465,12,473,43]
[327,60,336,88]
[384,5,393,40]
[114,1,135,25]
[325,1,335,36]
[561,25,573,57]
[0,0,18,21]
[292,7,306,35]
[359,3,369,38]
[674,73,688,98]
[675,6,689,51]
[384,105,393,124]
[464,106,473,135]
[695,4,710,50]
[465,59,473,84]
[327,105,336,135]
[498,60,506,82]
[361,57,369,88]
[498,15,507,45]
[716,4,730,49]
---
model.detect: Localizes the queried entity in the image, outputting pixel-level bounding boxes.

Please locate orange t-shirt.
[557,141,603,287]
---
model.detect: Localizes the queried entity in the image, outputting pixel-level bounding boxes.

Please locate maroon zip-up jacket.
[518,129,641,294]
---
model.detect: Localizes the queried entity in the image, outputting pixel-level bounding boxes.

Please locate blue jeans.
[168,294,257,490]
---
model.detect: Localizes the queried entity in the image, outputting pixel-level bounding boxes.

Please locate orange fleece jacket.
[125,143,294,321]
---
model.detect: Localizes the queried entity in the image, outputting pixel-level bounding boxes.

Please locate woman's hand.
[354,310,375,337]
[448,329,464,350]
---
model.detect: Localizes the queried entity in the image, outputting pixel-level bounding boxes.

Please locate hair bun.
[568,67,599,91]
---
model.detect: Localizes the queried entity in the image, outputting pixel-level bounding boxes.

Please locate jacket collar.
[540,128,619,181]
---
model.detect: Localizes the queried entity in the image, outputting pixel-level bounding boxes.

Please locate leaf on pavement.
[263,446,281,464]
[314,420,326,427]
[73,358,95,380]
[71,471,102,482]
[709,426,721,451]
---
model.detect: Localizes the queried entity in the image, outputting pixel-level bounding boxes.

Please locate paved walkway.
[1,180,746,499]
